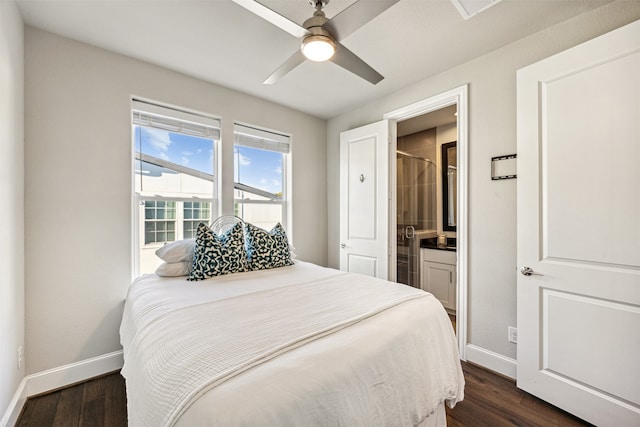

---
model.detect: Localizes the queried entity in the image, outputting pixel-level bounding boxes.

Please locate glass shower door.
[396,151,436,287]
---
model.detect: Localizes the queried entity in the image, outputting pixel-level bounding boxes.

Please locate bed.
[120,220,464,426]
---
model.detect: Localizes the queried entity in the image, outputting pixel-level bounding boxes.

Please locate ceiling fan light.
[301,35,336,62]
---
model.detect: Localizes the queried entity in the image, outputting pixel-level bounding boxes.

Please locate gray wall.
[24,27,327,374]
[0,0,25,418]
[326,1,640,360]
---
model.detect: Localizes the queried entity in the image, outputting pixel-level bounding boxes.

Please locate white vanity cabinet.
[420,248,456,312]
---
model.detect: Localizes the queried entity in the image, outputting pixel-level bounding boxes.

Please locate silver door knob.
[520,266,542,276]
[340,243,347,249]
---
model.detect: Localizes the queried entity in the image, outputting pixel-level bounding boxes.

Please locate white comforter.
[120,261,464,426]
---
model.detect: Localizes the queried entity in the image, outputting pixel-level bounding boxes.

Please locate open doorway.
[395,105,457,294]
[384,85,468,359]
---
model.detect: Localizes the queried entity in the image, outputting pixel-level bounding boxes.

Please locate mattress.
[120,261,464,426]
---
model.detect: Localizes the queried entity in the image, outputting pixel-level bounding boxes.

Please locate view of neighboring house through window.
[183,201,211,239]
[234,124,290,232]
[133,100,220,275]
[144,201,176,243]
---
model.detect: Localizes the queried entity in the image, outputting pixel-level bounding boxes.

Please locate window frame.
[131,99,221,277]
[233,122,292,235]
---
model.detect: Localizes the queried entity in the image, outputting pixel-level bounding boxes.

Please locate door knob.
[340,243,347,249]
[520,266,542,276]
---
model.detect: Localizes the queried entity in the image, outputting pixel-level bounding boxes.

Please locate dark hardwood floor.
[16,362,592,426]
[17,372,126,427]
[447,362,592,427]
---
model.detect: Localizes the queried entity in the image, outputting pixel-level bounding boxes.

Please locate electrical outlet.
[17,346,23,370]
[508,327,517,344]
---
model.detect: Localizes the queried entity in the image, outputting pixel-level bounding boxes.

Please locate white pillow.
[155,239,195,263]
[155,261,191,277]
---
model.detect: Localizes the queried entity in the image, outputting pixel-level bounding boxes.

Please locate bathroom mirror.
[441,141,457,231]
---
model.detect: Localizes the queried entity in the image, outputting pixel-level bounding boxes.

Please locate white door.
[516,20,640,426]
[339,120,389,278]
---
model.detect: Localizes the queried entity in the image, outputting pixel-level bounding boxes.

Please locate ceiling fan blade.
[232,0,309,38]
[331,43,383,84]
[264,50,307,84]
[323,0,400,42]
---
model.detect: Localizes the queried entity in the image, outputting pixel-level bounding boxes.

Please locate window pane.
[234,145,283,196]
[184,221,194,239]
[184,220,201,239]
[235,201,283,231]
[145,232,155,244]
[136,126,214,175]
[135,125,215,198]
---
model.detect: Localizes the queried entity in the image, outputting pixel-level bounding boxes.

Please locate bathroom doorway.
[395,127,439,288]
[396,107,458,320]
[384,85,468,357]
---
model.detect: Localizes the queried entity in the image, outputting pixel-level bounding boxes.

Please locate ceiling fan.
[232,0,399,85]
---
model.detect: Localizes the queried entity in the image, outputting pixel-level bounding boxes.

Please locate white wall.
[327,2,640,360]
[0,0,25,418]
[24,27,327,374]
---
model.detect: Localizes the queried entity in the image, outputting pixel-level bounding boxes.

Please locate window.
[234,124,290,232]
[133,100,220,275]
[183,201,211,239]
[144,201,176,244]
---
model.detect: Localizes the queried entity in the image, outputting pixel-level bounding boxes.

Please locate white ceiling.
[16,0,614,119]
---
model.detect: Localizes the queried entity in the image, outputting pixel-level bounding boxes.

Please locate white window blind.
[234,123,290,153]
[132,100,220,140]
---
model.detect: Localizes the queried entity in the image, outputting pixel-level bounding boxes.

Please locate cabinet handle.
[449,271,452,283]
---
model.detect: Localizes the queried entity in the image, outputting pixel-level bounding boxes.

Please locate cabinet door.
[421,261,456,311]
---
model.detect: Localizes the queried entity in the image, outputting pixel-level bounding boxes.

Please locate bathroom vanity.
[420,238,456,314]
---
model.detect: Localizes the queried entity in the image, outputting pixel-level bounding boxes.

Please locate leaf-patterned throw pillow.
[246,222,294,271]
[188,222,249,281]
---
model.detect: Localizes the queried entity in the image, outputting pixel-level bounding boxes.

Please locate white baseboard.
[1,350,123,427]
[25,350,124,397]
[465,344,517,379]
[0,378,27,427]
